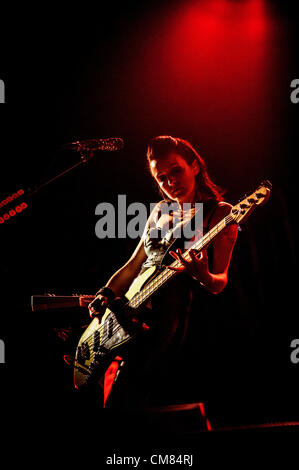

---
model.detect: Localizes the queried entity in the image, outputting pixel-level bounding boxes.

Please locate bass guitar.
[74,181,272,389]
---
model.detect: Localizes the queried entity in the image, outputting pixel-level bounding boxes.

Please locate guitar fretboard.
[128,212,235,309]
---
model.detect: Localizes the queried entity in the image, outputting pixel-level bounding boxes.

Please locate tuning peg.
[240,202,250,209]
[247,196,258,204]
[260,180,272,190]
[238,191,251,203]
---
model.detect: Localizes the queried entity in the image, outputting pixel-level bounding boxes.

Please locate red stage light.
[0,201,28,224]
[103,356,124,406]
[0,189,25,209]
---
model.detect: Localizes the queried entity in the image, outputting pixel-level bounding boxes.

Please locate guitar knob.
[247,197,258,204]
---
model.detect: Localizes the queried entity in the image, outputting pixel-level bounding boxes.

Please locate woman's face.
[150,152,199,204]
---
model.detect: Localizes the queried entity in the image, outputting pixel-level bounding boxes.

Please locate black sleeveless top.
[141,200,219,272]
[136,200,220,349]
[105,200,223,408]
[129,200,222,406]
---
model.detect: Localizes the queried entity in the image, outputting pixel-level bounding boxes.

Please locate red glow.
[199,402,205,417]
[0,189,25,209]
[206,418,212,431]
[165,0,269,87]
[126,0,279,177]
[103,356,123,406]
[0,201,28,224]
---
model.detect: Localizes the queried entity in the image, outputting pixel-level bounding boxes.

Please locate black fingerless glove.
[95,286,116,303]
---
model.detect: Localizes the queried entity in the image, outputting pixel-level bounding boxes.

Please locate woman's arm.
[105,237,148,297]
[88,202,162,317]
[88,237,147,318]
[104,201,164,296]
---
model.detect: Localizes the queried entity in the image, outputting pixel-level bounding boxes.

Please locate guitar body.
[74,266,158,389]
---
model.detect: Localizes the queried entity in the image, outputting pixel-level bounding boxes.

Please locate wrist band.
[95,286,116,302]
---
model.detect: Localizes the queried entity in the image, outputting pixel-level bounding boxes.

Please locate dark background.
[0,0,298,450]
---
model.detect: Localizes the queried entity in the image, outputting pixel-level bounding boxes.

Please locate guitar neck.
[31,294,95,311]
[128,212,235,309]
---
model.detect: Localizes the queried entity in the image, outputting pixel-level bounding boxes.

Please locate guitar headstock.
[230,180,272,225]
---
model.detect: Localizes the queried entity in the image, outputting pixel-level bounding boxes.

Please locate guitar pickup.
[93,344,109,355]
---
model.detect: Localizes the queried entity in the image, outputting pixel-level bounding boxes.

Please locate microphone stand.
[1,137,123,225]
[26,137,124,199]
[26,148,94,199]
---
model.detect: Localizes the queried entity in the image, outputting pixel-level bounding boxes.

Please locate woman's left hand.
[167,247,210,283]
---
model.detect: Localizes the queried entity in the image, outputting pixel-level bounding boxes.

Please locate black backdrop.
[0,0,298,460]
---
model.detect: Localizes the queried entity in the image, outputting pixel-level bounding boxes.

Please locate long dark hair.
[146,135,225,203]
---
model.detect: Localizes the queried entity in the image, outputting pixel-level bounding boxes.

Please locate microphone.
[62,137,124,152]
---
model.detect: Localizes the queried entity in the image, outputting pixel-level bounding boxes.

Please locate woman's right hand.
[88,294,107,319]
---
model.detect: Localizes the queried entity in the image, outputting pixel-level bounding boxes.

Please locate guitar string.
[78,235,206,355]
[78,200,265,367]
[79,188,268,369]
[78,214,235,358]
[79,246,191,350]
[81,216,232,360]
[78,255,188,359]
[78,257,182,357]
